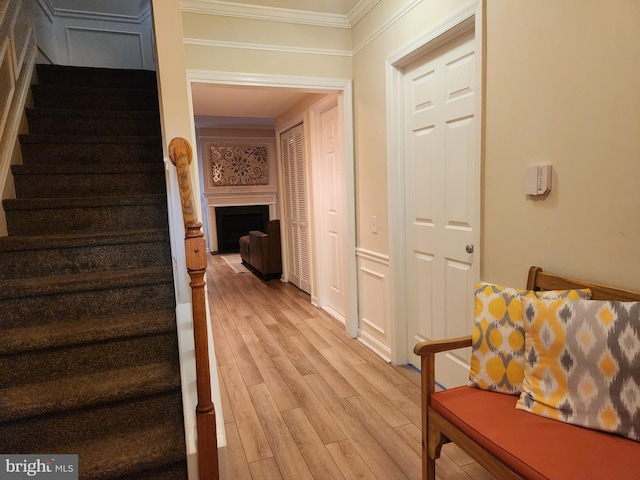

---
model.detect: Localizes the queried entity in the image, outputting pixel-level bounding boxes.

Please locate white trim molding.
[351,0,421,55]
[183,37,351,57]
[37,0,151,24]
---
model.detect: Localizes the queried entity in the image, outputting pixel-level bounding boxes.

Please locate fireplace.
[215,205,269,254]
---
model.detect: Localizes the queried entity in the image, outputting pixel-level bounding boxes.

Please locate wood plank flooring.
[207,254,495,480]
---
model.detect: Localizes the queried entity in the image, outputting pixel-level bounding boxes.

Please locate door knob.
[465,244,474,254]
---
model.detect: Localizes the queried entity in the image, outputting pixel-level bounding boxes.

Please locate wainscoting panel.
[356,248,391,361]
[33,1,155,69]
[66,28,145,69]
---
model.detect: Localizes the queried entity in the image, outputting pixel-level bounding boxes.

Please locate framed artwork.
[210,145,269,186]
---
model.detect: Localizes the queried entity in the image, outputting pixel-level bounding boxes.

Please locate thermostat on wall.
[525,165,552,195]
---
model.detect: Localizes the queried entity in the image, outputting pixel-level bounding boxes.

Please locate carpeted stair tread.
[26,116,162,137]
[36,64,158,90]
[0,361,181,422]
[12,164,167,199]
[113,461,188,480]
[0,309,177,355]
[2,64,188,478]
[19,134,162,145]
[3,194,166,211]
[26,107,160,121]
[31,84,159,112]
[12,163,164,175]
[68,422,187,480]
[0,266,173,300]
[0,229,168,252]
[25,108,162,136]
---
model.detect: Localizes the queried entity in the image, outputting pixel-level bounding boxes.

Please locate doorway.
[187,72,358,337]
[387,4,483,387]
[310,95,347,322]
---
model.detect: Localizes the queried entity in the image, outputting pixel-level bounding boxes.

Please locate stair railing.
[168,137,219,480]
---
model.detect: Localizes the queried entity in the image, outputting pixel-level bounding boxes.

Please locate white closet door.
[281,123,311,293]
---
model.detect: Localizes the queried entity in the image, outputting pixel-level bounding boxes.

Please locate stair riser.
[6,203,168,235]
[0,332,180,388]
[117,461,189,480]
[20,143,162,165]
[0,281,175,329]
[14,172,166,198]
[0,240,171,280]
[0,391,183,453]
[27,115,162,136]
[32,86,159,111]
[36,64,157,90]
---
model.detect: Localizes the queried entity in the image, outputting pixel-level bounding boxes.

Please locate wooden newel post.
[169,137,219,480]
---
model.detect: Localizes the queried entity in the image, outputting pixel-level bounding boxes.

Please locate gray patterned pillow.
[517,298,640,442]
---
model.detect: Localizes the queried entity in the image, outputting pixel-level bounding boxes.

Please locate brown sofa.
[238,219,282,280]
[414,266,640,480]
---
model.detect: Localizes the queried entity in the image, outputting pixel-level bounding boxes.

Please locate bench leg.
[426,457,436,480]
[425,422,447,480]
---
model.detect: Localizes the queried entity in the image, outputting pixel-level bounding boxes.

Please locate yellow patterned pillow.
[469,284,591,395]
[517,298,640,442]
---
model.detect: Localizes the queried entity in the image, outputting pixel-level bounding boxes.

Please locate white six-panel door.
[404,30,478,388]
[319,104,346,318]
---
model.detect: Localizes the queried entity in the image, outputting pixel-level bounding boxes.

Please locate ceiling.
[190,83,330,120]
[45,0,364,122]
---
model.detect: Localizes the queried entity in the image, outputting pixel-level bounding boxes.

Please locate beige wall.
[181,12,352,78]
[351,0,472,254]
[351,0,640,290]
[483,0,640,290]
[178,0,640,295]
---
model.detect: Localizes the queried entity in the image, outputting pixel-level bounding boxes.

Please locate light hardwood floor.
[207,254,495,480]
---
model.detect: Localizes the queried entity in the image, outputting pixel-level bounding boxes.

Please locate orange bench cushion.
[431,386,640,480]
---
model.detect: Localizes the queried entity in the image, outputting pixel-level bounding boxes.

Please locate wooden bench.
[414,266,640,480]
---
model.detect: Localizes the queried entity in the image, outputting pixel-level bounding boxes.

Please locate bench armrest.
[413,335,472,356]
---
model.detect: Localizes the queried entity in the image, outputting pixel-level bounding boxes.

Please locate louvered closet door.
[281,123,311,293]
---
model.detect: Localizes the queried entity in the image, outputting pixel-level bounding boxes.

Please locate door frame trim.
[186,70,358,338]
[385,1,483,365]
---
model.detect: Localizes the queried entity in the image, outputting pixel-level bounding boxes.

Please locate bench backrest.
[527,266,640,302]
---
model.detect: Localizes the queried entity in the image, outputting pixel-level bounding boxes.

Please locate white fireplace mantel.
[202,191,278,253]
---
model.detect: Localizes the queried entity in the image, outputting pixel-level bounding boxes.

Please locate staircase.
[0,65,188,479]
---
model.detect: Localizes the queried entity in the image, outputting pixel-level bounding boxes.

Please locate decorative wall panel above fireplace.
[211,145,269,186]
[199,131,278,252]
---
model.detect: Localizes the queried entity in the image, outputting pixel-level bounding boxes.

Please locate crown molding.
[181,0,364,28]
[348,0,380,27]
[186,69,350,92]
[37,0,151,24]
[184,37,351,57]
[352,0,421,55]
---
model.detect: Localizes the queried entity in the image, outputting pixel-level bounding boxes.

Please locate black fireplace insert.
[215,205,269,254]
